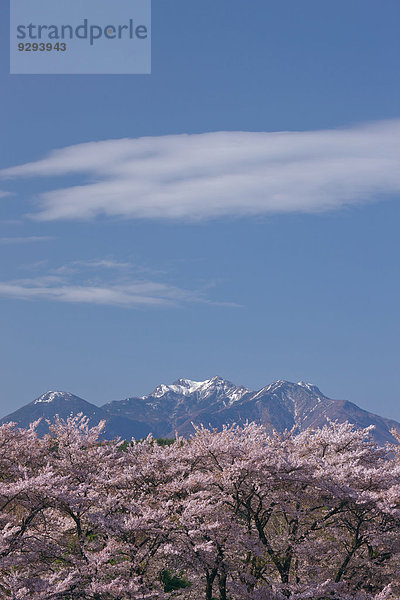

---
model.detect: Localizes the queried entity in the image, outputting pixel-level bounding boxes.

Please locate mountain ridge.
[1,377,398,445]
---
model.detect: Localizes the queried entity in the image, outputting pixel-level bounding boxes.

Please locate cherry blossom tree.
[0,416,399,599]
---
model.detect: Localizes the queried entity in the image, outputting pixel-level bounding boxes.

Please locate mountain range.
[1,377,399,445]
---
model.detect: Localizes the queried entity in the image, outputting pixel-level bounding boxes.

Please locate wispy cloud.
[73,259,132,270]
[49,258,165,278]
[0,261,235,309]
[1,120,399,222]
[0,278,198,307]
[0,236,54,245]
[0,191,12,198]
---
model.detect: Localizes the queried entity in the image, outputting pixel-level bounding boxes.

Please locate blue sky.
[1,0,400,419]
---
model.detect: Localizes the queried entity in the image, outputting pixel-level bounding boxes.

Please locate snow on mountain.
[34,391,76,404]
[149,379,206,398]
[0,390,149,439]
[102,378,399,444]
[1,378,399,445]
[146,376,250,405]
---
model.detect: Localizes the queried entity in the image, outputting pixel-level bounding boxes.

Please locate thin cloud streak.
[74,259,132,269]
[0,236,54,245]
[44,259,167,278]
[0,280,191,307]
[1,120,400,222]
[0,266,238,309]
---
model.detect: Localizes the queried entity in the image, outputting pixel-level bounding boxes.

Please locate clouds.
[0,261,233,309]
[0,278,198,308]
[0,236,54,245]
[1,120,400,222]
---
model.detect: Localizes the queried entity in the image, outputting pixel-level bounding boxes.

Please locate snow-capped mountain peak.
[148,379,206,399]
[146,376,250,405]
[297,381,324,396]
[195,376,250,403]
[34,391,75,404]
[1,378,399,446]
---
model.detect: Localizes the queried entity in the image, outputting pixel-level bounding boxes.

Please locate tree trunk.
[205,570,217,600]
[218,573,227,600]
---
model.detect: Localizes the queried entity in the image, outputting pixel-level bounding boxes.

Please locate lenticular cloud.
[1,119,400,221]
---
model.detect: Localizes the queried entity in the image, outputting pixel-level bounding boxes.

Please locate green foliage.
[160,569,191,593]
[117,440,131,452]
[118,438,176,451]
[154,438,175,447]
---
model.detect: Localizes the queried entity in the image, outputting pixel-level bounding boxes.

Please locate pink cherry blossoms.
[0,416,400,599]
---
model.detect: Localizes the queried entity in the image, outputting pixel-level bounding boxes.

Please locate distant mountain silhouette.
[1,378,398,445]
[0,390,149,439]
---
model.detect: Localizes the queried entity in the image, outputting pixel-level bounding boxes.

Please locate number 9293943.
[18,42,67,51]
